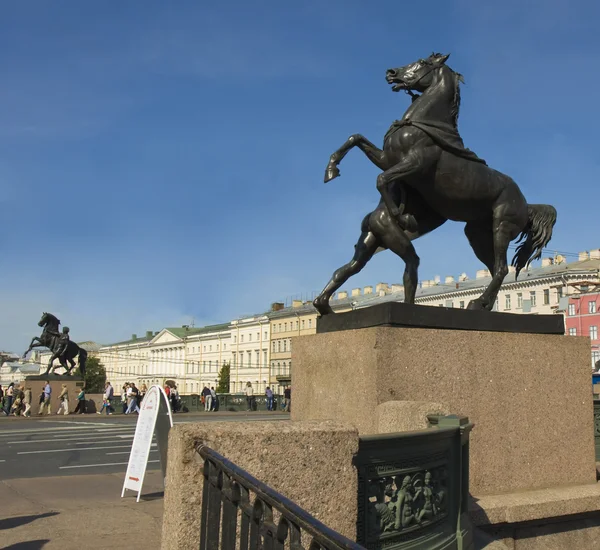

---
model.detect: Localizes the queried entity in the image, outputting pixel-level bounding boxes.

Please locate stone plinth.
[292,327,596,496]
[161,420,358,550]
[24,374,84,414]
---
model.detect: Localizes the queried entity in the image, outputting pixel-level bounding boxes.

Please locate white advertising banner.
[121,385,173,502]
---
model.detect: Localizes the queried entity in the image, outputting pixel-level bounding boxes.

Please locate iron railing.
[197,444,365,550]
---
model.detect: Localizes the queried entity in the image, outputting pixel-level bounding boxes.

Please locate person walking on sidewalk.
[126,383,140,414]
[245,382,254,411]
[38,381,52,415]
[202,385,212,411]
[265,386,274,411]
[23,386,32,417]
[56,384,69,415]
[98,382,113,415]
[2,382,14,416]
[73,388,86,414]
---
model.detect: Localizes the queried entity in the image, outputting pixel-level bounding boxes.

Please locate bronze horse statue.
[22,312,87,376]
[313,53,556,315]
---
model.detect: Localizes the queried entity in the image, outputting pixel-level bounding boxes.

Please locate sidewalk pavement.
[0,409,288,422]
[0,472,164,549]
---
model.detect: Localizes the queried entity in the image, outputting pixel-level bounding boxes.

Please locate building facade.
[267,301,318,393]
[565,291,600,368]
[94,249,600,395]
[228,314,270,394]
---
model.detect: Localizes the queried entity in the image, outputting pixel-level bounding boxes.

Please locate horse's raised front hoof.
[313,297,334,316]
[324,165,340,183]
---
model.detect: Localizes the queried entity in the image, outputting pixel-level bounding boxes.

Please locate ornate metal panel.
[354,416,473,550]
[594,399,600,461]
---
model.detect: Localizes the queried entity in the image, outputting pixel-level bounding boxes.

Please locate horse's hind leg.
[313,230,380,315]
[467,214,522,310]
[370,210,420,303]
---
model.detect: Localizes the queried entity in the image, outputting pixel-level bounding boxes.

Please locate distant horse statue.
[313,52,556,315]
[22,312,87,377]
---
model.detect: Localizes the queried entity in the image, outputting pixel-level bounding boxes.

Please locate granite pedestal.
[24,374,84,415]
[291,306,599,548]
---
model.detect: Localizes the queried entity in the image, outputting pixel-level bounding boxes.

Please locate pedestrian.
[105,381,114,414]
[2,382,14,416]
[0,385,4,410]
[73,387,86,414]
[126,383,140,414]
[265,386,274,411]
[139,384,147,405]
[284,385,291,413]
[23,386,32,417]
[210,387,217,411]
[122,383,129,414]
[245,382,254,411]
[202,385,212,412]
[11,385,24,416]
[171,385,180,412]
[56,384,69,415]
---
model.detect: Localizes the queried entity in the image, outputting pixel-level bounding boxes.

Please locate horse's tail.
[511,204,557,279]
[78,348,88,379]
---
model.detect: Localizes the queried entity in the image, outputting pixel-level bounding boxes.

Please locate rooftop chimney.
[434,275,441,284]
[508,265,516,273]
[376,283,389,294]
[292,300,302,308]
[541,257,554,267]
[146,330,153,339]
[338,290,348,300]
[391,284,404,293]
[579,251,590,261]
[271,302,285,312]
[364,285,373,295]
[132,334,137,340]
[422,280,431,289]
[445,276,455,284]
[351,288,361,296]
[458,273,468,282]
[476,269,490,279]
[590,249,600,260]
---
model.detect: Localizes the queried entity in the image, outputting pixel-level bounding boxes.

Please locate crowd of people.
[0,381,85,416]
[1,380,290,416]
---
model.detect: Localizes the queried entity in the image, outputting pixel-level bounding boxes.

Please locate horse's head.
[386,53,451,93]
[38,312,59,328]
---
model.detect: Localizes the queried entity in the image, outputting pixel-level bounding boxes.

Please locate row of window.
[568,300,598,316]
[232,331,269,344]
[505,290,552,310]
[231,350,269,368]
[568,326,598,339]
[272,339,292,354]
[270,361,291,376]
[272,319,313,333]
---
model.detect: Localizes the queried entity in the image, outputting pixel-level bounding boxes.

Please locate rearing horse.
[23,312,88,377]
[314,52,556,314]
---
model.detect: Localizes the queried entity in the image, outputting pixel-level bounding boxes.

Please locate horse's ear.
[437,53,450,65]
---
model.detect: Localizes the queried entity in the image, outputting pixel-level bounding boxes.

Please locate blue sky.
[2,0,599,351]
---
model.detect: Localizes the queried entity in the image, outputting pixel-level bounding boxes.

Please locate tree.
[78,355,107,393]
[216,362,230,394]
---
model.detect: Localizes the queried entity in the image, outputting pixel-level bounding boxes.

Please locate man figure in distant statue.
[56,326,70,358]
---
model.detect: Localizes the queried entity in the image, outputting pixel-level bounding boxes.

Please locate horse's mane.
[42,312,59,325]
[449,69,464,128]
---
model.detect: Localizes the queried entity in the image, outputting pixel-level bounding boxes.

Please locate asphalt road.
[0,412,289,479]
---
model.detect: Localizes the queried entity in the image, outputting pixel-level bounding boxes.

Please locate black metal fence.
[197,444,365,550]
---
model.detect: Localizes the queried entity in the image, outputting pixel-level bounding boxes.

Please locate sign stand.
[121,385,173,502]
